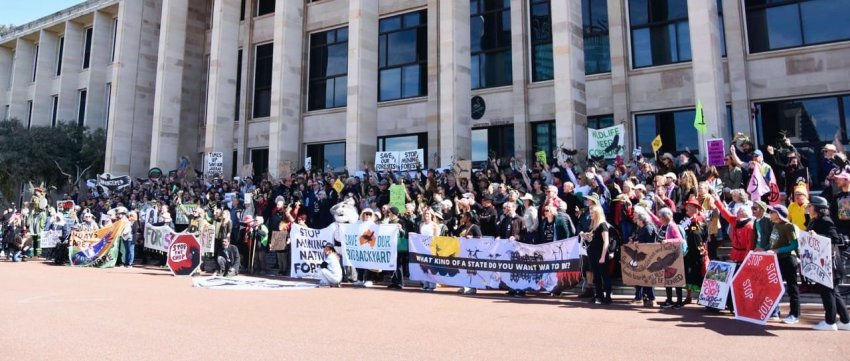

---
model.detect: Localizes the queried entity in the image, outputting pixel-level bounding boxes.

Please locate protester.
[805,196,850,330]
[767,205,801,324]
[318,242,343,287]
[581,199,612,305]
[216,238,240,277]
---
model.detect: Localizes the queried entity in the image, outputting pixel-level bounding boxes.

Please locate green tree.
[0,119,105,203]
[0,24,15,37]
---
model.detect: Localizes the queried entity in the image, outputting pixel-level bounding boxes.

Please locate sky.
[0,0,84,26]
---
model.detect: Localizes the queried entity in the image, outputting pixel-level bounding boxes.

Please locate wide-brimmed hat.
[664,172,677,180]
[585,193,601,205]
[431,210,444,220]
[768,205,789,221]
[823,144,838,153]
[810,196,829,209]
[683,199,702,211]
[519,193,534,201]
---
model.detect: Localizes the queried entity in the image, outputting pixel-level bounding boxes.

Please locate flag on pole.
[694,101,707,134]
[747,167,770,202]
[651,135,663,153]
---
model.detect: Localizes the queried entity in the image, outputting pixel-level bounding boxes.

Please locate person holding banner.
[766,205,801,324]
[805,196,850,331]
[629,210,658,307]
[457,212,483,295]
[712,195,756,312]
[418,208,442,292]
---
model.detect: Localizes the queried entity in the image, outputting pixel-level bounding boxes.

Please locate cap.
[754,201,769,211]
[519,193,534,201]
[664,172,677,180]
[793,183,808,197]
[683,199,703,211]
[389,207,400,216]
[823,144,838,152]
[769,205,789,221]
[753,149,764,157]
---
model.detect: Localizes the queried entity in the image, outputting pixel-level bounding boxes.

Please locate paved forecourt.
[0,262,847,360]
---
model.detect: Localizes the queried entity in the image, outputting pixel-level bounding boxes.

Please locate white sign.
[40,230,63,248]
[290,224,336,279]
[399,149,425,171]
[304,157,312,170]
[206,152,224,178]
[587,124,625,159]
[375,151,400,172]
[338,223,398,271]
[698,261,737,309]
[799,231,834,289]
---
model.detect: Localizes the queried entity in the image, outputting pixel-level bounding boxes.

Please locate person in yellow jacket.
[787,183,809,230]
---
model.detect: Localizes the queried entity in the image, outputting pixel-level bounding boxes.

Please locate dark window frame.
[472,124,515,168]
[56,36,64,76]
[77,89,87,127]
[377,133,428,167]
[308,27,349,111]
[582,0,612,75]
[745,0,850,53]
[252,43,273,118]
[82,27,93,69]
[256,0,275,17]
[529,0,553,81]
[634,108,700,156]
[50,95,59,127]
[471,0,513,89]
[628,0,692,69]
[378,10,428,102]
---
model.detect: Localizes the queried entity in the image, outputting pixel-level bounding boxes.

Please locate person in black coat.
[216,238,241,277]
[806,196,850,330]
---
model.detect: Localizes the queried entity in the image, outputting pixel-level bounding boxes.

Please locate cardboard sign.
[375,151,400,172]
[242,163,253,178]
[454,160,472,179]
[279,160,292,179]
[399,149,424,171]
[698,261,738,309]
[587,124,625,159]
[167,234,202,277]
[205,152,224,179]
[731,252,785,325]
[706,139,726,167]
[798,231,834,289]
[619,242,686,287]
[269,231,289,252]
[57,200,76,217]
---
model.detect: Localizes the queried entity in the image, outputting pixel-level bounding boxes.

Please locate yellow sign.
[651,135,663,153]
[333,178,344,194]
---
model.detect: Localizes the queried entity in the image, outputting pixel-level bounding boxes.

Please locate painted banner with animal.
[619,242,686,287]
[69,219,130,267]
[407,234,583,292]
[338,223,398,271]
[698,261,737,309]
[798,231,833,289]
[290,223,336,279]
[587,124,625,159]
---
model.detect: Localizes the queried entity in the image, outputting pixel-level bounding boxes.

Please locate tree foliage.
[0,119,105,202]
[0,24,15,37]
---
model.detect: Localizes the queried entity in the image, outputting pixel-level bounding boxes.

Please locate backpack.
[605,222,621,254]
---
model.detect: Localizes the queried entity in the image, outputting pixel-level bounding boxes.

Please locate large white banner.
[198,223,216,255]
[144,223,176,253]
[587,124,625,159]
[338,223,398,271]
[698,261,737,309]
[375,151,400,172]
[399,149,424,171]
[39,230,63,248]
[206,152,224,179]
[290,224,336,279]
[799,231,833,289]
[408,234,583,292]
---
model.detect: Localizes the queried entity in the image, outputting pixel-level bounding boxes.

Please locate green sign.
[389,184,406,211]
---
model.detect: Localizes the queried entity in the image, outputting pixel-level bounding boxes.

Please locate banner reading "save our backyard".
[408,234,582,292]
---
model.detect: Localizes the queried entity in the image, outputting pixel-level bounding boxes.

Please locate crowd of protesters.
[0,132,848,330]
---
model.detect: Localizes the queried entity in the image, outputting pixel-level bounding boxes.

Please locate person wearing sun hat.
[673,198,708,308]
[787,182,809,230]
[766,204,801,324]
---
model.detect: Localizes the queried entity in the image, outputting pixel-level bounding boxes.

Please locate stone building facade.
[1,0,849,182]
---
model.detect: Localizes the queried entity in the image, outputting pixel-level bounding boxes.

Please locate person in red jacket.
[712,195,756,313]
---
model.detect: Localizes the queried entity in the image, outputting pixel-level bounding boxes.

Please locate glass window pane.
[629,0,649,26]
[386,29,417,66]
[479,50,512,88]
[384,135,419,152]
[380,16,402,33]
[379,68,402,101]
[632,28,652,67]
[635,114,656,154]
[673,110,699,152]
[309,46,326,78]
[326,43,347,76]
[533,44,554,81]
[750,5,802,51]
[403,12,421,27]
[800,0,850,44]
[309,80,327,111]
[324,143,346,172]
[676,21,691,61]
[470,15,483,52]
[585,33,610,74]
[472,129,489,163]
[336,28,348,42]
[325,78,335,109]
[658,0,688,21]
[471,55,481,89]
[401,64,423,98]
[334,76,347,107]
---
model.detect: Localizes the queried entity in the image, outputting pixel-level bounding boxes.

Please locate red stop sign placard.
[730,252,785,325]
[167,234,202,277]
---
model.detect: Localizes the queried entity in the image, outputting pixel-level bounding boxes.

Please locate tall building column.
[268,0,304,178]
[509,0,530,161]
[84,10,114,129]
[550,0,586,150]
[57,21,83,123]
[32,30,59,127]
[203,0,241,178]
[608,0,632,152]
[722,0,752,136]
[150,0,189,171]
[425,0,440,168]
[8,39,35,122]
[438,0,471,167]
[689,0,727,153]
[0,47,12,110]
[345,0,379,170]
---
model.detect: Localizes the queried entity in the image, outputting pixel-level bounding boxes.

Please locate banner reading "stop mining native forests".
[408,234,582,292]
[289,224,336,279]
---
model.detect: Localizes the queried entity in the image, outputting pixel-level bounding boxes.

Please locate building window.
[378,10,427,102]
[634,108,698,156]
[56,36,64,76]
[745,0,850,53]
[588,114,614,129]
[111,18,118,62]
[756,94,850,187]
[31,43,39,83]
[253,43,273,118]
[378,133,428,166]
[105,83,112,128]
[240,0,246,21]
[629,0,691,68]
[583,0,611,75]
[471,0,512,89]
[306,142,346,173]
[472,125,514,168]
[531,121,556,159]
[717,0,727,56]
[529,0,553,81]
[50,95,59,127]
[77,89,87,126]
[26,100,33,128]
[250,148,269,179]
[308,27,348,111]
[256,0,274,17]
[236,49,242,120]
[82,27,93,69]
